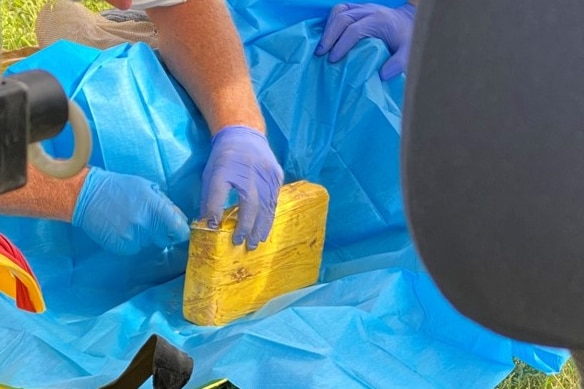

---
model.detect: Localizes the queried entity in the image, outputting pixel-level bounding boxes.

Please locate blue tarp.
[1,1,569,388]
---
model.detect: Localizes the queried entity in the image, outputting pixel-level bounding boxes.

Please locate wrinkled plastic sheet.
[0,1,569,388]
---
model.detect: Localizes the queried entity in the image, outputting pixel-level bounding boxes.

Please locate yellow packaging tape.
[184,180,329,326]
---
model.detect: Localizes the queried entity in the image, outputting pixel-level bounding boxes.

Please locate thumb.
[150,195,191,249]
[379,53,407,81]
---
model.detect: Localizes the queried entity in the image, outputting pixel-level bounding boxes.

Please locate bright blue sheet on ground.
[0,1,569,388]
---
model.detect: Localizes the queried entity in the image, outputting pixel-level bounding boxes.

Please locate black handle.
[7,70,69,143]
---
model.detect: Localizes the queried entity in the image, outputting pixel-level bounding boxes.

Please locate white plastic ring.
[28,100,92,179]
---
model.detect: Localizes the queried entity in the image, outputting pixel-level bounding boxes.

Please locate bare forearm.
[146,0,265,135]
[0,164,87,222]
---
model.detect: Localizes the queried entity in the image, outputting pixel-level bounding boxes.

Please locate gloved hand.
[200,126,284,250]
[314,3,416,81]
[72,167,190,256]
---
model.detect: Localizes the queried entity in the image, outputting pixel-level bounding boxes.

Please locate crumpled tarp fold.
[0,1,569,388]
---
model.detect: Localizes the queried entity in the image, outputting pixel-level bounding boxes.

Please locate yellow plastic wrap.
[183,180,329,326]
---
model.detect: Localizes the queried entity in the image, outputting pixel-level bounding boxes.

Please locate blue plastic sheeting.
[1,1,569,388]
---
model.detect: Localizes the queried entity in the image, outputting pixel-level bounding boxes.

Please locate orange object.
[0,234,45,313]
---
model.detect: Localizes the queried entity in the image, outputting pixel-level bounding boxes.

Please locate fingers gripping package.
[184,181,329,326]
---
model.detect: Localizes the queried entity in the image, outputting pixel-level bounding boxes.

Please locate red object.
[0,234,39,312]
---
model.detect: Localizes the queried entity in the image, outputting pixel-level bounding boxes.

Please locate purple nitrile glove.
[314,3,416,81]
[199,126,284,250]
[72,167,190,256]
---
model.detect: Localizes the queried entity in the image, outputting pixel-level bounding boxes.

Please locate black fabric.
[402,0,584,348]
[99,335,194,389]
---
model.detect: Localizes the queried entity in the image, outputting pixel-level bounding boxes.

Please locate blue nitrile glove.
[200,126,284,250]
[314,3,416,81]
[72,167,191,256]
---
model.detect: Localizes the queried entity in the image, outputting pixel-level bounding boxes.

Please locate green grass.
[497,359,578,389]
[1,0,111,50]
[1,1,582,388]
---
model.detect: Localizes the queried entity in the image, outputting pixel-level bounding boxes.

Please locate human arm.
[0,0,193,255]
[101,0,283,249]
[0,164,86,222]
[314,2,417,81]
[104,0,264,132]
[0,164,190,255]
[145,0,265,134]
[143,0,283,249]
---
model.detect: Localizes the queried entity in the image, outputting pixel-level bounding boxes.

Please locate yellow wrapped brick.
[183,180,329,326]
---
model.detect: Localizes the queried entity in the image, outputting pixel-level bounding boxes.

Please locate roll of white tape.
[28,100,92,179]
